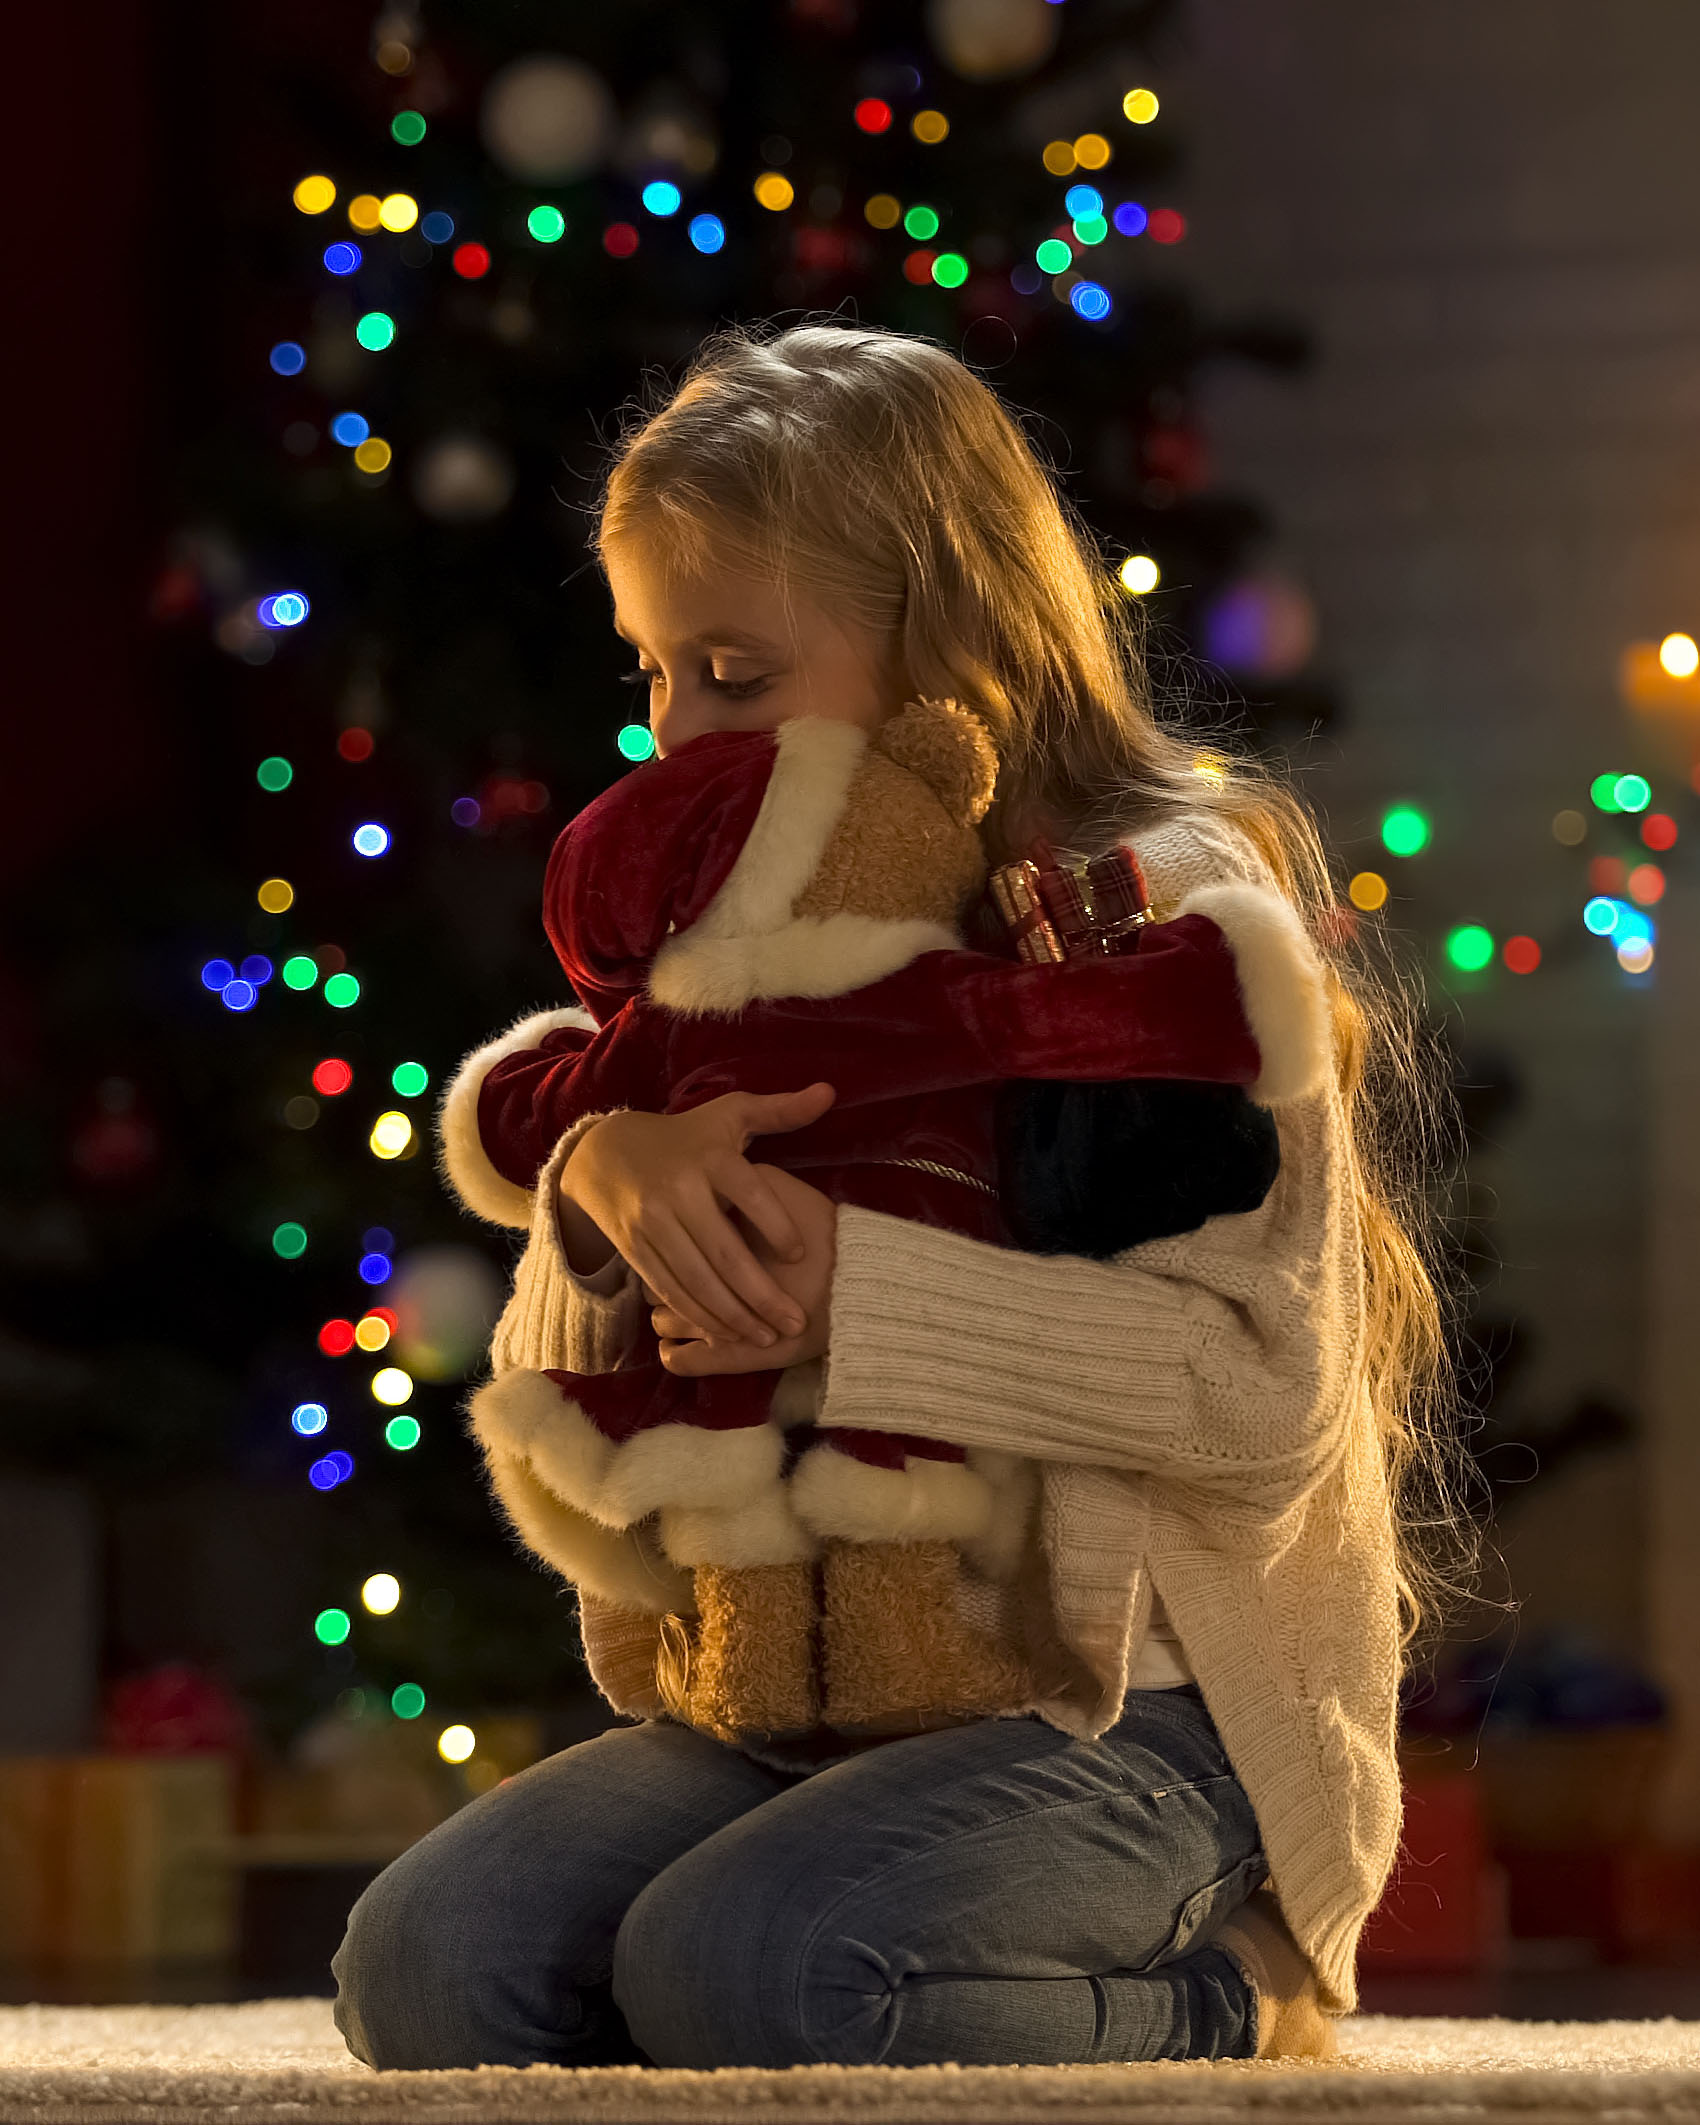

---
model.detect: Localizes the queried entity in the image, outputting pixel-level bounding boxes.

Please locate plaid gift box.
[987,838,1154,963]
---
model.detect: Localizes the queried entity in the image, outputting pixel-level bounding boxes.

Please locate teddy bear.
[465,701,1329,1747]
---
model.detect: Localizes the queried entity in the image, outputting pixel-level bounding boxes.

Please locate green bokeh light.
[1445,925,1495,973]
[931,251,969,288]
[616,723,656,761]
[391,1682,427,1718]
[1380,806,1431,858]
[385,1414,422,1451]
[390,111,427,146]
[272,1221,308,1259]
[903,204,940,240]
[1071,214,1109,245]
[356,310,396,351]
[257,756,294,792]
[324,971,361,1008]
[1591,772,1624,813]
[527,204,566,243]
[282,955,319,991]
[1035,237,1072,274]
[1614,773,1651,814]
[314,1607,352,1646]
[391,1061,429,1098]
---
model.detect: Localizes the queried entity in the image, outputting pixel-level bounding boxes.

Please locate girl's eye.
[620,667,660,688]
[707,673,770,700]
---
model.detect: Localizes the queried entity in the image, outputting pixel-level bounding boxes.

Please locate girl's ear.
[875,698,1000,827]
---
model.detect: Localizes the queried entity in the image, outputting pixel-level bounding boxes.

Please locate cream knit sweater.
[458,811,1401,2016]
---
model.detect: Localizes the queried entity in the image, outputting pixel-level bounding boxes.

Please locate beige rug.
[2,2000,1700,2125]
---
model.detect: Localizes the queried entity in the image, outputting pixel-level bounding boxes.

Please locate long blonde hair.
[597,320,1474,1665]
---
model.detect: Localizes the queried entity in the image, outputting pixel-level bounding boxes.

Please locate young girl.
[333,321,1459,2072]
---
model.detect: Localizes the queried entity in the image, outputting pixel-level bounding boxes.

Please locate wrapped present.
[985,835,1281,1260]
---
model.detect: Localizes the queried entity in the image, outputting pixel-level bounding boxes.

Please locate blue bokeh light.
[308,1456,341,1490]
[258,591,310,629]
[1113,201,1149,237]
[1069,280,1112,321]
[1583,896,1622,936]
[201,958,235,992]
[292,1402,329,1436]
[420,210,454,243]
[329,411,370,447]
[1064,183,1103,219]
[363,1226,395,1253]
[221,979,258,1012]
[451,796,480,827]
[323,242,362,276]
[359,1252,393,1285]
[239,954,274,985]
[688,213,725,254]
[642,180,683,217]
[352,822,390,857]
[328,1451,354,1479]
[269,341,306,376]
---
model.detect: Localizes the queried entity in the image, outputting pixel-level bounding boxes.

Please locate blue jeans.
[332,1685,1267,2070]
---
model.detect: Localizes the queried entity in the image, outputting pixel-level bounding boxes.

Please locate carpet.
[3,2000,1700,2125]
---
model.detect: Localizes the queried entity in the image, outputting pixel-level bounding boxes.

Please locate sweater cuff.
[488,1112,647,1377]
[820,1206,1191,1465]
[437,1005,598,1227]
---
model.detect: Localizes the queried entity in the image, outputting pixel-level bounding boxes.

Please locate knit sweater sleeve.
[817,812,1365,1523]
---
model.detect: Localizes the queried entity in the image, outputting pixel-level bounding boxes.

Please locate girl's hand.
[559,1084,836,1345]
[646,1165,838,1374]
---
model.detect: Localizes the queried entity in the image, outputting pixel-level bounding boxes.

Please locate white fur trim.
[651,912,960,1016]
[789,1439,996,1544]
[696,715,870,938]
[1177,883,1332,1106]
[482,1448,693,1614]
[470,1370,784,1528]
[437,1005,598,1227]
[659,1489,820,1569]
[958,1449,1042,1585]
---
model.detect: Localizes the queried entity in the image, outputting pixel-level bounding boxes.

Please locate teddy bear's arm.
[477,1010,666,1194]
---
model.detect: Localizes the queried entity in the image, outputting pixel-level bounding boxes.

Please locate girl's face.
[602,535,901,759]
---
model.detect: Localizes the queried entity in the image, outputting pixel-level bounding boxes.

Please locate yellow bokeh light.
[753,172,795,211]
[911,109,950,144]
[1349,871,1390,912]
[1073,132,1112,170]
[347,193,384,232]
[864,193,902,230]
[1119,554,1160,594]
[362,1573,401,1615]
[375,39,412,74]
[438,1723,477,1764]
[354,1314,392,1352]
[1659,631,1699,678]
[378,192,419,233]
[372,1366,414,1407]
[1191,750,1228,785]
[1122,88,1160,124]
[1552,809,1587,846]
[354,437,393,474]
[1041,139,1077,176]
[293,174,337,215]
[1618,936,1655,973]
[257,877,295,914]
[370,1109,413,1157]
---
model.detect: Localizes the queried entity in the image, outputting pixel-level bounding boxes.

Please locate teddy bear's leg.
[655,1490,821,1742]
[819,1536,1033,1734]
[786,1430,1027,1730]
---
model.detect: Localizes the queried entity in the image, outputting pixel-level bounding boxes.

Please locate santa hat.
[544,715,962,1022]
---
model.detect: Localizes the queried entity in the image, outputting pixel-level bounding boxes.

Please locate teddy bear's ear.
[875,698,999,827]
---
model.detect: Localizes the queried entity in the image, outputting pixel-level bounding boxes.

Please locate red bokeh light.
[452,243,491,280]
[1587,854,1626,896]
[1503,936,1542,975]
[1628,863,1666,905]
[902,248,937,284]
[854,98,893,133]
[1148,208,1188,245]
[364,1306,400,1333]
[603,222,639,258]
[318,1319,357,1357]
[337,727,376,763]
[1642,812,1678,850]
[312,1058,354,1097]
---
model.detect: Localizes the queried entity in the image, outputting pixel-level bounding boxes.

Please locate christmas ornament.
[389,1245,505,1380]
[410,434,515,521]
[1200,572,1319,682]
[480,55,615,182]
[926,0,1059,82]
